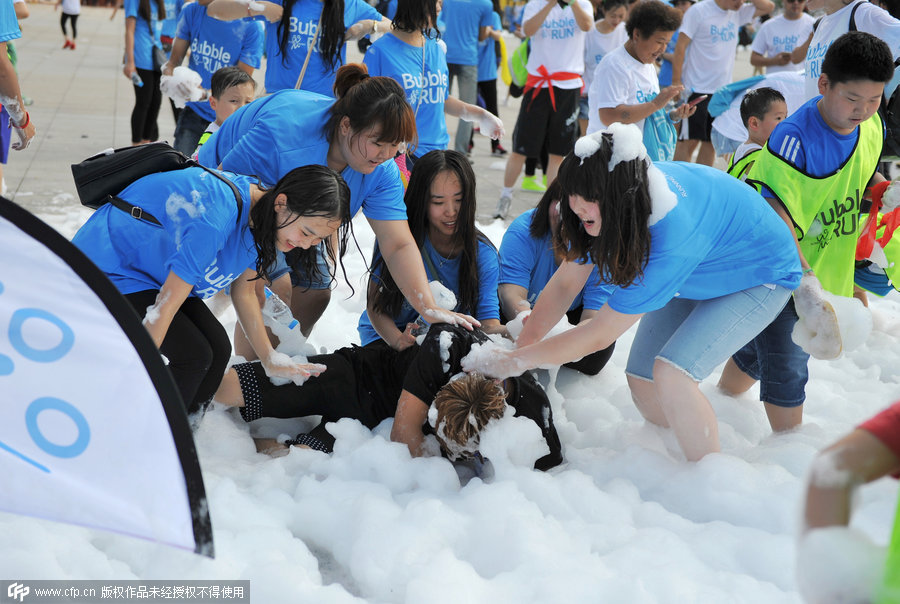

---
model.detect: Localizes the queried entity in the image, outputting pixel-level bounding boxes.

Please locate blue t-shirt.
[72,169,257,299]
[160,0,184,46]
[442,0,493,66]
[604,162,801,314]
[176,3,263,122]
[0,0,21,43]
[357,236,501,345]
[125,0,164,71]
[364,34,449,157]
[765,96,859,175]
[476,12,502,82]
[198,89,407,220]
[263,0,381,96]
[658,30,679,88]
[500,208,614,312]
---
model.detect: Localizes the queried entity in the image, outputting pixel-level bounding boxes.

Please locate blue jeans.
[731,298,809,407]
[625,284,793,382]
[448,63,478,154]
[173,106,211,156]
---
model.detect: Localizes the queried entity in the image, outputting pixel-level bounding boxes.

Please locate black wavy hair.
[392,0,440,38]
[137,0,165,24]
[278,0,345,73]
[368,149,493,318]
[529,178,563,240]
[249,165,352,286]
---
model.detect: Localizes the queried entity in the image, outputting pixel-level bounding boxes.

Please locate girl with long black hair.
[72,165,351,419]
[360,149,503,350]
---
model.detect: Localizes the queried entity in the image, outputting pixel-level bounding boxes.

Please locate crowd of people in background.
[4,0,900,599]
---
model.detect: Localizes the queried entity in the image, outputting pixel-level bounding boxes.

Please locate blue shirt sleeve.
[238,17,264,68]
[498,212,540,289]
[359,161,407,221]
[174,1,198,41]
[0,0,20,43]
[475,239,501,322]
[346,0,382,23]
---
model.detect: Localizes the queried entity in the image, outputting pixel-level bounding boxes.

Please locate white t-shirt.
[750,13,814,74]
[523,0,594,89]
[587,44,660,134]
[680,0,756,93]
[710,70,806,145]
[582,21,627,94]
[804,0,900,100]
[60,0,81,15]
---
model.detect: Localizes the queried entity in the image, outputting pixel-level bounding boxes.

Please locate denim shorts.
[625,283,792,384]
[730,297,809,407]
[268,244,332,290]
[578,94,590,122]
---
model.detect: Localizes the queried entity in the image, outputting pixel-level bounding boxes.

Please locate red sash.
[523,65,582,111]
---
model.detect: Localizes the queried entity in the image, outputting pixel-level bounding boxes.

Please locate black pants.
[61,13,78,39]
[124,290,231,415]
[525,143,549,177]
[131,68,162,143]
[475,79,500,152]
[235,352,376,451]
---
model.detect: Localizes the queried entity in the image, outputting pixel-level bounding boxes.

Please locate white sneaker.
[494,193,512,219]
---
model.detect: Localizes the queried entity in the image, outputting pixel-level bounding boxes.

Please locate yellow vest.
[746,111,883,297]
[727,147,761,183]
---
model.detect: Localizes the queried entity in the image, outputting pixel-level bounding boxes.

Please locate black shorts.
[679,92,713,143]
[511,86,580,158]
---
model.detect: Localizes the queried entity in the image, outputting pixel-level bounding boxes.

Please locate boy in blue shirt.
[720,32,895,433]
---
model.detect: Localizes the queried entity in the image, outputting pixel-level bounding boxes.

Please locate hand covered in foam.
[792,273,842,360]
[461,342,527,380]
[160,67,204,108]
[478,112,505,140]
[262,350,326,386]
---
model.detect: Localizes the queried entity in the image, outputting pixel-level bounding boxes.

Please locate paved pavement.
[7,4,749,222]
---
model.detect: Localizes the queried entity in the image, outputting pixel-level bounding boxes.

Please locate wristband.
[372,20,378,34]
[802,267,814,275]
[15,111,29,130]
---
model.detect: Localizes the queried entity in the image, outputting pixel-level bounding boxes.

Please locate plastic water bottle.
[130,72,143,88]
[262,287,300,332]
[410,315,429,336]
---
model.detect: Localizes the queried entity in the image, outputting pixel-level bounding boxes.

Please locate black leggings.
[131,68,162,143]
[476,79,500,151]
[61,13,78,39]
[124,291,231,415]
[525,142,549,177]
[235,352,378,451]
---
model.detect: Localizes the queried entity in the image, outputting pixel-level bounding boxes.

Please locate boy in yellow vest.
[718,32,894,433]
[726,86,787,182]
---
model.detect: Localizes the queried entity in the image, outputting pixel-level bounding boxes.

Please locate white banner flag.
[0,197,213,556]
